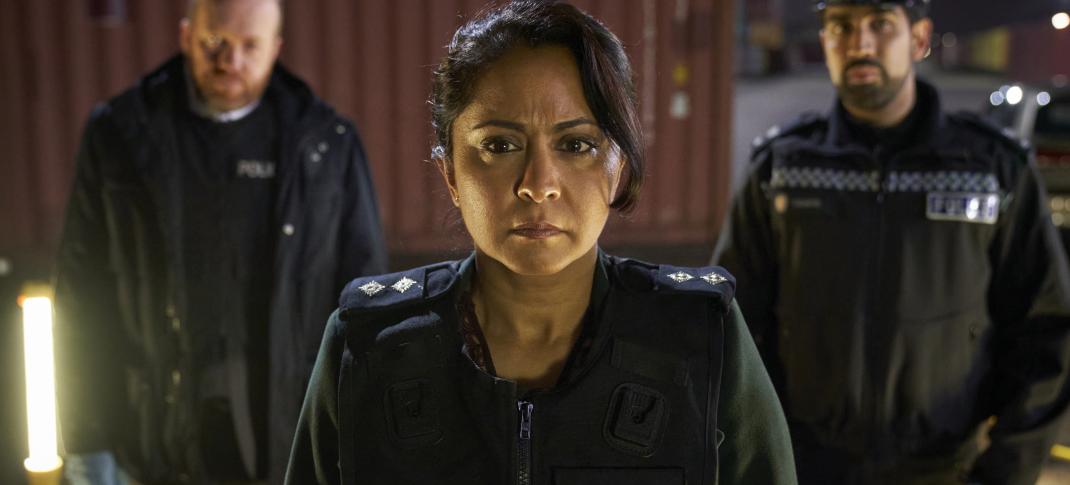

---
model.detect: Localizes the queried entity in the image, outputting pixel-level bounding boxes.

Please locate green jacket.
[286,252,796,484]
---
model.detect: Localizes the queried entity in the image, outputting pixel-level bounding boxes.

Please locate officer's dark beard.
[837,60,908,111]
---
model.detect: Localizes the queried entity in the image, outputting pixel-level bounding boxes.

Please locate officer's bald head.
[179,0,283,112]
[186,0,284,36]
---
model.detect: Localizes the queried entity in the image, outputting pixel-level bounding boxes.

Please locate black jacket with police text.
[715,79,1070,485]
[53,55,387,483]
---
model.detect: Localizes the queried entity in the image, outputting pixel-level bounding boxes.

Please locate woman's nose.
[516,145,561,203]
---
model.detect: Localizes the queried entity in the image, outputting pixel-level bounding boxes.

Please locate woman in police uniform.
[285,2,795,484]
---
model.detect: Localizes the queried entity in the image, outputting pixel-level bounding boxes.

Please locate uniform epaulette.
[655,264,736,300]
[950,111,1031,153]
[613,257,736,307]
[339,261,459,315]
[750,111,825,155]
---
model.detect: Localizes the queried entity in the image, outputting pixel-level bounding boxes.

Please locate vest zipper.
[517,400,534,485]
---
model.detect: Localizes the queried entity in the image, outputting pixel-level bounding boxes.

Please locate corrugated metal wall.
[0,0,734,271]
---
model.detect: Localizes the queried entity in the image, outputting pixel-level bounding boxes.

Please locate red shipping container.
[0,0,735,272]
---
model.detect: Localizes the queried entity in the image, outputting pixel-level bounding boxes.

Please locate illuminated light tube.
[1054,444,1070,462]
[22,296,63,477]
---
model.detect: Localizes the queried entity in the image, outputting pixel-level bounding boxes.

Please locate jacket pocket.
[298,194,341,281]
[890,308,991,449]
[101,184,153,275]
[552,467,684,485]
[122,367,157,473]
[776,313,854,424]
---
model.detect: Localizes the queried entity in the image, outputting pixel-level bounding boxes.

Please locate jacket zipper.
[517,400,534,485]
[869,146,889,454]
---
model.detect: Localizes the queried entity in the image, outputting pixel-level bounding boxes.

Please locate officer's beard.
[836,59,908,112]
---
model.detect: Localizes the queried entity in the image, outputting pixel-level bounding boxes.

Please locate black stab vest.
[334,255,733,485]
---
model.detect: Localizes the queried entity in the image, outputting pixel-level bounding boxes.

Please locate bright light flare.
[990,91,1005,106]
[1053,12,1070,30]
[1006,86,1024,105]
[22,296,62,473]
[1038,91,1052,106]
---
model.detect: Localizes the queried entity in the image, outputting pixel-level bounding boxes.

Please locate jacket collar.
[184,63,262,123]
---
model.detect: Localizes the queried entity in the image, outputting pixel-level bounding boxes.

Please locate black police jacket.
[715,79,1070,484]
[286,252,797,484]
[53,55,387,483]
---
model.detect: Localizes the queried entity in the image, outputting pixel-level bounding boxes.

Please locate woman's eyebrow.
[554,118,597,131]
[471,118,597,132]
[472,119,525,131]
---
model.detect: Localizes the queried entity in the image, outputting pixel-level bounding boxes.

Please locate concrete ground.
[1038,459,1070,485]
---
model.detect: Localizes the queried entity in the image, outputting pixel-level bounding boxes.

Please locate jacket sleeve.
[52,106,131,453]
[717,300,798,485]
[336,121,388,288]
[711,150,783,387]
[971,157,1070,485]
[286,310,348,485]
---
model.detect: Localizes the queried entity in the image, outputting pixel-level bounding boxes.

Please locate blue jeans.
[64,452,130,485]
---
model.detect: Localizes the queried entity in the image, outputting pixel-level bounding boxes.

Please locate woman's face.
[442,45,623,276]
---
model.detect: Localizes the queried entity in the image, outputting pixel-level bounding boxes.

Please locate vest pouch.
[552,467,684,485]
[383,377,443,448]
[602,383,669,457]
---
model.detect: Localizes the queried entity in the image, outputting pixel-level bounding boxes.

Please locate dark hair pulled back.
[430,0,644,212]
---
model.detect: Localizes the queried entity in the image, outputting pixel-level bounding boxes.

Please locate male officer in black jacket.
[53,0,387,483]
[715,0,1070,483]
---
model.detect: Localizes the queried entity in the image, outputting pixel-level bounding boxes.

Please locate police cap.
[814,0,930,19]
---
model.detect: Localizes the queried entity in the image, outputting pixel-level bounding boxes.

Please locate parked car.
[985,84,1070,226]
[986,83,1070,473]
[986,84,1070,161]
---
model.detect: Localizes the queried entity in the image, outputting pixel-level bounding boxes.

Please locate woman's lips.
[510,222,563,239]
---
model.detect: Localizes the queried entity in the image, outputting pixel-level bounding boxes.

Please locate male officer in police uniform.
[53,0,387,483]
[715,1,1070,483]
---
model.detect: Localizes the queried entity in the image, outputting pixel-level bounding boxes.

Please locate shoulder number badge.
[926,192,1000,225]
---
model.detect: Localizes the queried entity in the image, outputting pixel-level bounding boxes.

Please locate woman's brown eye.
[563,138,596,153]
[482,139,518,154]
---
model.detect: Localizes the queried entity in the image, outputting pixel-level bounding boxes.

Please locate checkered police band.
[770,167,1000,194]
[770,166,1003,224]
